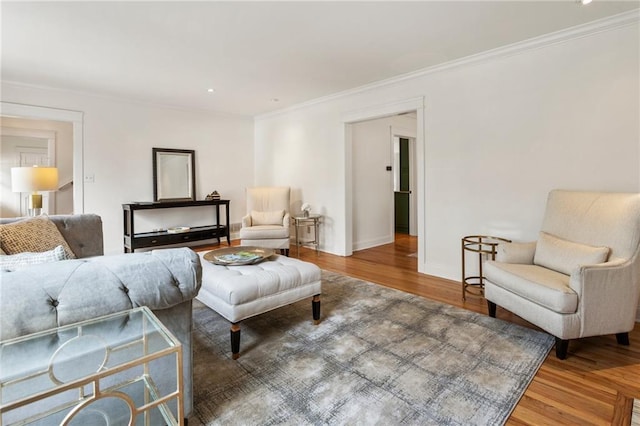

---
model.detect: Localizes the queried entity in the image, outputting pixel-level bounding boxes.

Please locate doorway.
[0,127,59,217]
[0,102,84,214]
[345,97,424,273]
[343,96,425,272]
[393,137,411,234]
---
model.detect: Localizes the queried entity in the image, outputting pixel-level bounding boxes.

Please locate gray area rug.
[191,271,554,425]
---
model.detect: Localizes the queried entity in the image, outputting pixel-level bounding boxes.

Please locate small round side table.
[292,214,322,256]
[461,235,511,300]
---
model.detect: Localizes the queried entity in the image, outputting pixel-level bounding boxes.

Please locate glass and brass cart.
[461,235,511,301]
[0,307,183,425]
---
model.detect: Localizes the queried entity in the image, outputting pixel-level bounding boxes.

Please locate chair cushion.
[239,225,289,239]
[534,231,609,275]
[0,216,76,259]
[485,261,578,314]
[251,210,284,226]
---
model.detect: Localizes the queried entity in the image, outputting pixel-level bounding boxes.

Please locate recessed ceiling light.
[271,98,279,102]
[207,88,215,93]
[579,0,592,4]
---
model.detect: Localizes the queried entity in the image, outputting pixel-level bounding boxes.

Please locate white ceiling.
[2,1,638,117]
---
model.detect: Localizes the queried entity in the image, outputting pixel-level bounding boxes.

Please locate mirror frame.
[152,148,196,202]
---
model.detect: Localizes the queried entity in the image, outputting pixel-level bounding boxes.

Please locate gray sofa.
[0,214,202,419]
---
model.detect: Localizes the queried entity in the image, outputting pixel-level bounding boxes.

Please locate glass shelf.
[0,307,183,425]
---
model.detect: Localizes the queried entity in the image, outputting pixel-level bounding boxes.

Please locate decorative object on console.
[167,226,191,234]
[152,148,195,202]
[11,166,58,216]
[205,190,220,200]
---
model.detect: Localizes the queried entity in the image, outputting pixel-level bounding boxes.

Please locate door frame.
[1,126,57,215]
[391,129,418,237]
[1,102,84,213]
[342,96,426,273]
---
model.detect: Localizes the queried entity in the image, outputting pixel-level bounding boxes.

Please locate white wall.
[1,83,255,254]
[351,115,417,250]
[255,21,640,281]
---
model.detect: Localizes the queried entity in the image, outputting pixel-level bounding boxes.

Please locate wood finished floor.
[198,235,640,425]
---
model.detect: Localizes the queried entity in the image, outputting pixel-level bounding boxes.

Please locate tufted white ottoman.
[196,252,322,359]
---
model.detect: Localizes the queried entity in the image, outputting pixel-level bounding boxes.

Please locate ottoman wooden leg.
[312,295,321,325]
[230,323,241,360]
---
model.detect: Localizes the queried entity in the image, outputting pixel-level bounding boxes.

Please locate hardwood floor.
[199,235,640,425]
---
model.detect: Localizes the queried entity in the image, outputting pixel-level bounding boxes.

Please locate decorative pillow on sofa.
[251,210,285,226]
[0,245,69,271]
[533,231,609,275]
[0,216,76,259]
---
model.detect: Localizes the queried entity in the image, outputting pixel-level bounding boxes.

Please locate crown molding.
[1,80,253,120]
[256,9,639,121]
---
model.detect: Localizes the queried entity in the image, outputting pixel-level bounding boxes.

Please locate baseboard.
[352,236,393,252]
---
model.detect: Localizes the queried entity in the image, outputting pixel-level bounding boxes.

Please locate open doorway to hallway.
[350,111,418,261]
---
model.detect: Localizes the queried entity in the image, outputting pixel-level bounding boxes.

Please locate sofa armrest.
[49,214,104,258]
[0,247,202,340]
[242,214,251,228]
[283,212,291,227]
[495,241,537,264]
[569,257,639,337]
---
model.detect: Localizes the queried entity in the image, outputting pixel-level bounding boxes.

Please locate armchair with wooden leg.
[484,190,640,359]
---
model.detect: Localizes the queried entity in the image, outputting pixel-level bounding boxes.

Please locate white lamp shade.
[11,167,59,192]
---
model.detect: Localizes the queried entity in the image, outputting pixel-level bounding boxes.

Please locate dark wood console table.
[123,200,230,253]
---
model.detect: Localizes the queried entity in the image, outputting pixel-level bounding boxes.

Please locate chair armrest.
[283,212,291,227]
[569,257,639,337]
[242,214,251,227]
[495,241,537,264]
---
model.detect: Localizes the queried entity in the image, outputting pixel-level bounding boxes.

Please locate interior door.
[394,137,410,234]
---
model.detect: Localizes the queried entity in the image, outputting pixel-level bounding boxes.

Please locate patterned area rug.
[190,271,554,425]
[633,399,640,426]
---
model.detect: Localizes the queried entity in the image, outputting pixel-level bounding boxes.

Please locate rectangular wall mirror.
[153,148,196,202]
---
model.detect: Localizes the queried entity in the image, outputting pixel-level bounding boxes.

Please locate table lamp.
[11,166,59,216]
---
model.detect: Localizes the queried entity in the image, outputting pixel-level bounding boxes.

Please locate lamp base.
[28,193,43,217]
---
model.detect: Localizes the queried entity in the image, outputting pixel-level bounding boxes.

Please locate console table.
[123,200,230,253]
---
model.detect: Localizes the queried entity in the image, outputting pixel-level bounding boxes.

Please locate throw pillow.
[251,210,285,226]
[533,231,609,275]
[496,241,537,264]
[0,245,69,271]
[0,216,76,259]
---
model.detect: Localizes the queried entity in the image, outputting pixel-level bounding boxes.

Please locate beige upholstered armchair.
[485,190,640,359]
[239,187,291,255]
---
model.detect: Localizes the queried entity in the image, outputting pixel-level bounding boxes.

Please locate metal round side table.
[292,214,322,256]
[461,235,511,300]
